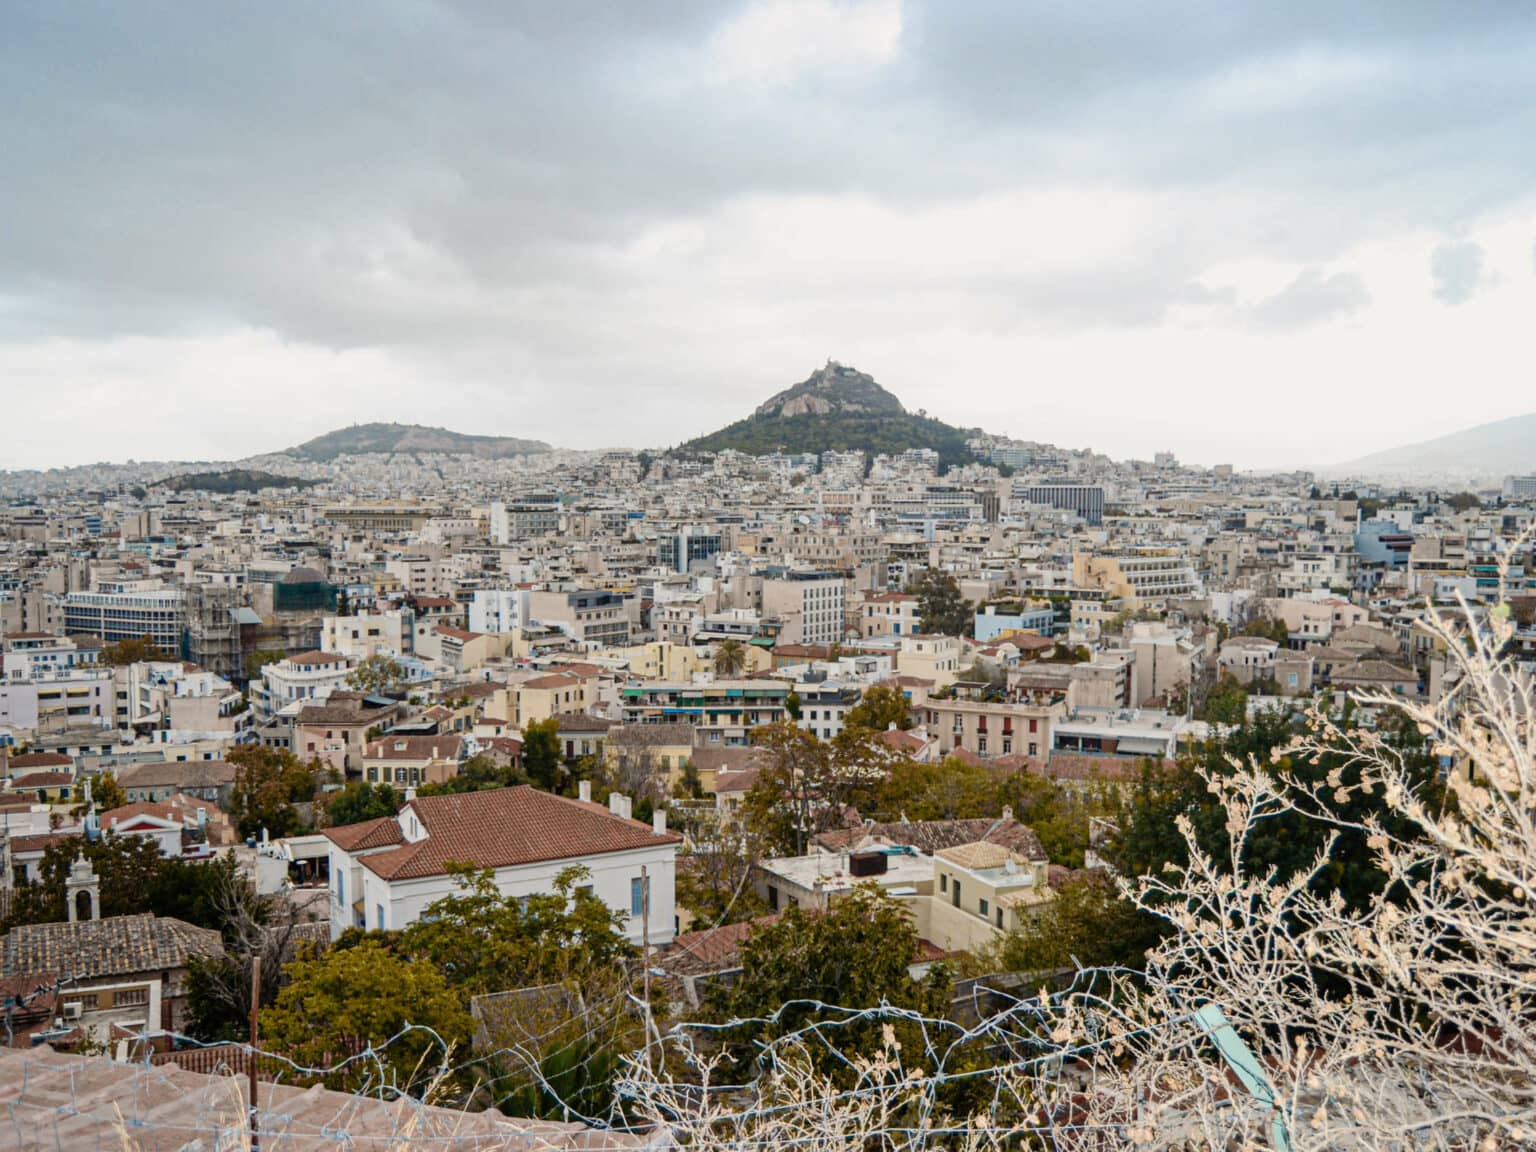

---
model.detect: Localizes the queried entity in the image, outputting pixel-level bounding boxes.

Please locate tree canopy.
[323,781,402,826]
[260,938,473,1094]
[227,744,323,839]
[910,569,971,637]
[100,635,169,666]
[346,653,408,695]
[842,682,913,732]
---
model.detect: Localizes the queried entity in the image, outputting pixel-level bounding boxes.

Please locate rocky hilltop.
[752,361,907,419]
[678,362,977,470]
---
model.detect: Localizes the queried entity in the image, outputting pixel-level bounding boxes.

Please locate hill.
[287,423,549,461]
[677,362,977,469]
[162,469,320,494]
[1338,412,1536,479]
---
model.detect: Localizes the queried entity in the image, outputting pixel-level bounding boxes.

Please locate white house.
[322,785,681,946]
[252,651,354,721]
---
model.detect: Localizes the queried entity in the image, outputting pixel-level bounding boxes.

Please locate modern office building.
[64,581,185,653]
[1013,483,1106,526]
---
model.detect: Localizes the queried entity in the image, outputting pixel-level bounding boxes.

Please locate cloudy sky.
[4,1,1536,471]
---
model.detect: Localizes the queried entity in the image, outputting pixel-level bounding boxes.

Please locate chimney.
[579,780,592,803]
[609,792,623,817]
[653,809,667,836]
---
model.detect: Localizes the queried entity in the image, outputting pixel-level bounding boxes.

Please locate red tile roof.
[4,753,74,769]
[363,735,464,761]
[322,815,406,852]
[7,772,74,789]
[357,786,680,881]
[661,913,784,976]
[10,833,73,856]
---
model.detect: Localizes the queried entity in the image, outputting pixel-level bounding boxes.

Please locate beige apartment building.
[923,695,1061,760]
[1071,550,1202,609]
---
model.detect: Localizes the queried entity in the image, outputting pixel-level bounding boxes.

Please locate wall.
[358,843,678,946]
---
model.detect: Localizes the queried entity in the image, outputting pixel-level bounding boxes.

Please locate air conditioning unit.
[62,1002,83,1021]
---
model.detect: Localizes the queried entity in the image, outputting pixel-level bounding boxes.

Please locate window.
[996,906,1004,928]
[631,876,648,917]
[940,874,947,893]
[376,903,386,929]
[951,879,961,908]
[979,898,989,918]
[336,871,345,904]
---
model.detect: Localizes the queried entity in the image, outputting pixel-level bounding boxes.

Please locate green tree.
[967,872,1163,975]
[400,865,632,997]
[1443,491,1481,512]
[843,682,914,732]
[261,938,473,1094]
[784,690,802,720]
[346,653,408,695]
[227,744,321,840]
[324,781,402,827]
[243,648,287,681]
[1108,708,1444,917]
[1240,612,1291,645]
[521,718,563,792]
[100,635,169,666]
[2,836,248,937]
[397,866,644,1117]
[1199,672,1249,724]
[725,885,949,1071]
[675,759,704,799]
[83,771,127,813]
[869,755,997,822]
[910,569,971,637]
[712,638,747,678]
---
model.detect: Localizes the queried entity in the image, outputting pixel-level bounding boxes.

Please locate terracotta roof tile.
[357,786,680,881]
[322,815,405,852]
[0,915,223,980]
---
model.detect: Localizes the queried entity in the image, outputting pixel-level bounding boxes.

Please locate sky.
[4,1,1536,471]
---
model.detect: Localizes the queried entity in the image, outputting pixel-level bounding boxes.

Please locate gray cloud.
[2,2,1536,467]
[1431,239,1485,305]
[1249,268,1370,330]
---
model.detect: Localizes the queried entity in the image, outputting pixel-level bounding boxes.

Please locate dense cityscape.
[2,356,1535,1146]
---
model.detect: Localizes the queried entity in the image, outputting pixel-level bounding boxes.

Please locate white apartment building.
[252,651,354,721]
[0,667,114,732]
[762,571,848,646]
[468,588,528,635]
[2,634,100,680]
[321,611,407,660]
[63,581,184,652]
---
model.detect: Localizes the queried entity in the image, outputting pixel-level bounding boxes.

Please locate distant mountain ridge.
[1338,412,1536,478]
[286,423,549,461]
[679,362,978,468]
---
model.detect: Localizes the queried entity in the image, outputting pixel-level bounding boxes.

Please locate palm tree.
[713,638,747,678]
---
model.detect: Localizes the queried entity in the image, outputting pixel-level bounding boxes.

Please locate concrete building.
[1013,483,1106,526]
[762,571,848,646]
[251,651,353,721]
[1071,551,1202,609]
[63,580,184,653]
[527,589,632,649]
[468,588,528,635]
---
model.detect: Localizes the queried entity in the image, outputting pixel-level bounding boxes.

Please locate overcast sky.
[4,1,1536,471]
